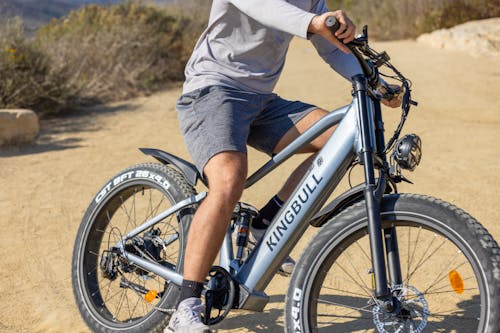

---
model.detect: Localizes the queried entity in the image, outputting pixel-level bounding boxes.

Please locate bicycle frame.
[116,74,402,312]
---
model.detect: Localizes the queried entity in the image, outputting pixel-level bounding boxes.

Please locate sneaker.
[249,226,296,276]
[164,298,210,333]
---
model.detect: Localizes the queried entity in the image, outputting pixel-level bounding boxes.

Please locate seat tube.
[352,75,390,298]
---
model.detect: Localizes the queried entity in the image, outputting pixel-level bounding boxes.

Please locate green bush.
[0,1,207,116]
[327,0,500,40]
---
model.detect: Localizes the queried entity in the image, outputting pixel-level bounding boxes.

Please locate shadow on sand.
[214,295,286,332]
[213,293,481,332]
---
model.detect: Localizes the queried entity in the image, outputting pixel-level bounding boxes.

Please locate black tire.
[72,163,196,333]
[285,194,500,333]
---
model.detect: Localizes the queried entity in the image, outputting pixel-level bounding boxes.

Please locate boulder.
[0,109,40,146]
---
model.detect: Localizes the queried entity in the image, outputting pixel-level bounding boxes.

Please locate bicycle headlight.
[391,134,422,171]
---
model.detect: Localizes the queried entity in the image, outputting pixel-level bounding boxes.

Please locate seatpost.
[352,75,390,299]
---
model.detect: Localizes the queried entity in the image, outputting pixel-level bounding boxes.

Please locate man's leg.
[274,108,335,199]
[166,151,247,333]
[253,108,334,222]
[183,151,247,283]
[249,108,335,275]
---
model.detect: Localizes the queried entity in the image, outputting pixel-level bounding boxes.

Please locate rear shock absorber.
[233,203,259,264]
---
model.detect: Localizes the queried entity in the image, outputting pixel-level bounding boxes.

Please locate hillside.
[0,0,77,32]
[0,0,169,32]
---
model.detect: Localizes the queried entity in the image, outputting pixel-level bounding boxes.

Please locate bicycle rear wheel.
[285,194,500,333]
[72,163,196,332]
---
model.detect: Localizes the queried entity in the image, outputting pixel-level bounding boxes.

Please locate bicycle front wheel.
[285,194,500,333]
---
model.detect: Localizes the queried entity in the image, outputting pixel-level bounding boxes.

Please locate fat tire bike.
[72,23,500,333]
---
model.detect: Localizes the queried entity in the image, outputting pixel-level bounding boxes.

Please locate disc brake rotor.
[373,285,428,333]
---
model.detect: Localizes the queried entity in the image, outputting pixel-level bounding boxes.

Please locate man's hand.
[380,83,403,108]
[308,11,355,54]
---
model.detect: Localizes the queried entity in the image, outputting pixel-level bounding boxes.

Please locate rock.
[417,18,500,57]
[0,109,40,146]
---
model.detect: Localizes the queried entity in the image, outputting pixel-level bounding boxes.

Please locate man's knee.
[204,151,247,206]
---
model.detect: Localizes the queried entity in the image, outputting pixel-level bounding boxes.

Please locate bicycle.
[71,22,500,333]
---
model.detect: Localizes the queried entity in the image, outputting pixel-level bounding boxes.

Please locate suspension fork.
[372,98,404,288]
[353,75,401,300]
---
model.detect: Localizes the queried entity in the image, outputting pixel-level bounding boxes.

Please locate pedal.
[277,256,295,277]
[277,267,292,277]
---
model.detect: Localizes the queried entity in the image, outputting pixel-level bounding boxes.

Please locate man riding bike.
[166,1,399,332]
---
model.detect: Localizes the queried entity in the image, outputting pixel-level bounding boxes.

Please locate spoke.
[424,275,476,296]
[334,261,373,297]
[91,278,114,297]
[124,289,133,320]
[406,235,447,284]
[316,298,374,315]
[103,287,124,306]
[103,278,113,304]
[115,288,127,319]
[343,246,372,293]
[129,275,155,313]
[424,259,468,295]
[106,210,118,242]
[322,285,371,298]
[315,298,373,326]
[146,189,154,223]
[152,196,166,220]
[405,226,422,285]
[119,195,133,231]
[132,187,138,228]
[130,288,142,318]
[160,220,177,238]
[86,262,99,277]
[406,226,412,285]
[354,238,371,262]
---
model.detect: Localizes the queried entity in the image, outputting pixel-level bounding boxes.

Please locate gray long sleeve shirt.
[182,0,362,94]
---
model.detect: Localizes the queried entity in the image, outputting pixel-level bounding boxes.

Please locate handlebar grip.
[325,16,341,35]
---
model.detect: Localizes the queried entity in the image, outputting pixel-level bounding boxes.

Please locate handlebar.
[325,16,418,153]
[325,17,378,84]
[325,16,341,33]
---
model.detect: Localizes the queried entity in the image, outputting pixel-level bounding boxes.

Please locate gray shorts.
[176,85,317,173]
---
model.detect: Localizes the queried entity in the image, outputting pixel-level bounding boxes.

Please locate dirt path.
[0,38,499,332]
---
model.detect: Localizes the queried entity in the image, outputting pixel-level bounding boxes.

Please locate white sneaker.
[164,297,210,333]
[249,226,296,276]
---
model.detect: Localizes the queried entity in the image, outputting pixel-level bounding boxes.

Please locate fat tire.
[285,193,500,333]
[72,163,196,333]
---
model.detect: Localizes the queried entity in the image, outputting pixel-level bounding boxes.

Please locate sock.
[252,195,284,230]
[178,279,204,307]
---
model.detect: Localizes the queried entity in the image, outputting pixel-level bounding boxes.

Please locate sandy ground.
[0,37,499,333]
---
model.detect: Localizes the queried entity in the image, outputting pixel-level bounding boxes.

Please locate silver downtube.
[236,99,361,293]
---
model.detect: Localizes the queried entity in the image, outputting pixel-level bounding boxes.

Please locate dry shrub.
[327,0,500,40]
[36,1,206,106]
[0,1,206,116]
[0,18,77,113]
